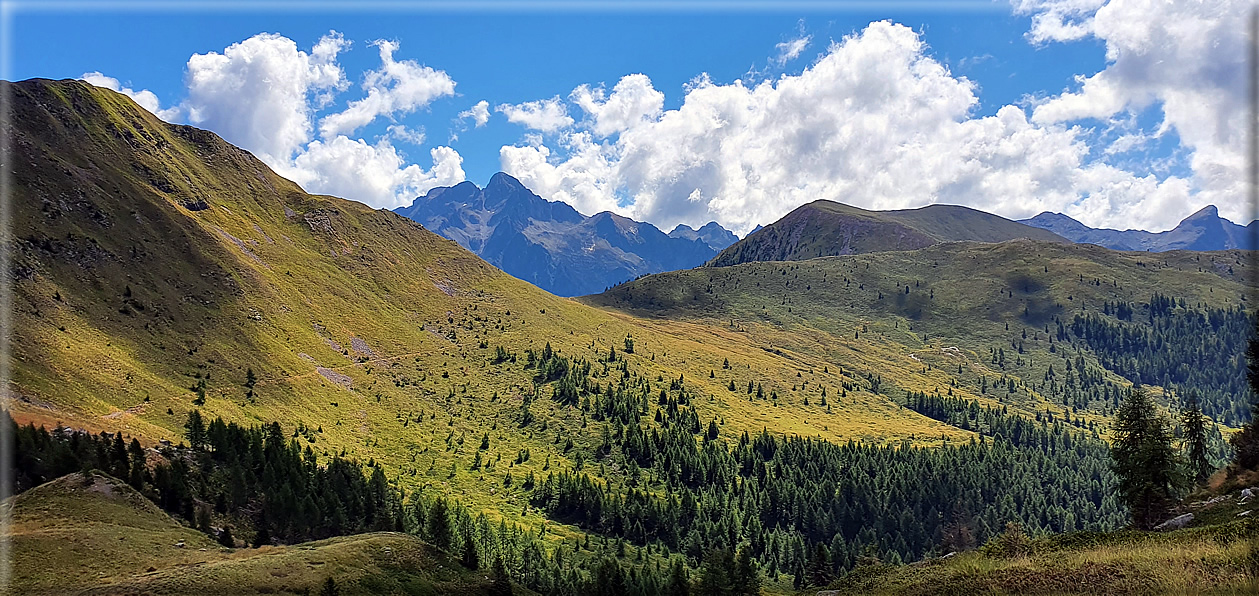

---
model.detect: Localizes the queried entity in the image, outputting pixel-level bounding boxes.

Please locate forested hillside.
[9,78,1257,595]
[590,241,1252,430]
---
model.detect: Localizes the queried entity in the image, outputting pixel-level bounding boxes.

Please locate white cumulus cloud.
[318,39,456,139]
[497,97,574,133]
[288,138,464,208]
[1016,0,1253,226]
[499,20,1196,234]
[80,72,180,121]
[570,74,665,138]
[458,100,491,127]
[179,32,464,209]
[183,31,349,165]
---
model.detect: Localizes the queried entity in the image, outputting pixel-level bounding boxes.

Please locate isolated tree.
[1111,386,1182,528]
[320,577,339,596]
[183,410,207,450]
[1180,391,1213,484]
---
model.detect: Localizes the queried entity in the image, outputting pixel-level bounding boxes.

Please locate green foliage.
[1072,295,1253,425]
[11,410,404,544]
[1111,387,1183,529]
[1180,391,1212,484]
[183,410,206,450]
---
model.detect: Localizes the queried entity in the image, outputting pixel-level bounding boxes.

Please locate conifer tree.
[1111,386,1182,529]
[733,547,761,596]
[218,525,234,548]
[183,410,207,450]
[490,556,513,596]
[805,543,832,587]
[1180,391,1212,484]
[1230,326,1259,469]
[697,548,734,596]
[426,497,452,551]
[666,557,690,596]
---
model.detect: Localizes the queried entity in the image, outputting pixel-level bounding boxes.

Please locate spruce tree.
[805,542,832,587]
[1180,391,1212,484]
[252,514,271,548]
[183,410,207,450]
[426,497,452,551]
[666,558,690,596]
[490,556,513,596]
[218,525,234,548]
[733,547,761,596]
[697,548,733,596]
[127,438,146,489]
[461,524,480,570]
[1111,386,1182,529]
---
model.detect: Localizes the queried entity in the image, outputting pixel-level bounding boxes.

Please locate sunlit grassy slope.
[9,78,969,539]
[586,240,1252,432]
[12,78,1258,596]
[8,471,529,595]
[817,518,1259,595]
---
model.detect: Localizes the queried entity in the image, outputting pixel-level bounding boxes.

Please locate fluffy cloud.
[1012,0,1108,43]
[80,72,180,121]
[499,20,1198,234]
[318,40,456,139]
[458,100,491,127]
[1017,0,1252,225]
[497,97,574,133]
[570,74,664,138]
[288,138,464,207]
[184,32,349,165]
[179,32,463,208]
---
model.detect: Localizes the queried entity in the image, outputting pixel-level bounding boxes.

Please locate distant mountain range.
[394,173,734,296]
[668,221,738,251]
[1019,206,1257,252]
[708,200,1066,267]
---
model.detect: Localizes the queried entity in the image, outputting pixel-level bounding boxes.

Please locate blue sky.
[4,1,1250,233]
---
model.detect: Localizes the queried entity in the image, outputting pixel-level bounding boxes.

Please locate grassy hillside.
[8,78,982,588]
[12,78,1257,594]
[816,518,1259,595]
[590,240,1253,431]
[707,200,1066,266]
[8,471,529,595]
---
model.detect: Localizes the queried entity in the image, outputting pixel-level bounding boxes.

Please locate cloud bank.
[499,18,1220,234]
[80,2,1248,232]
